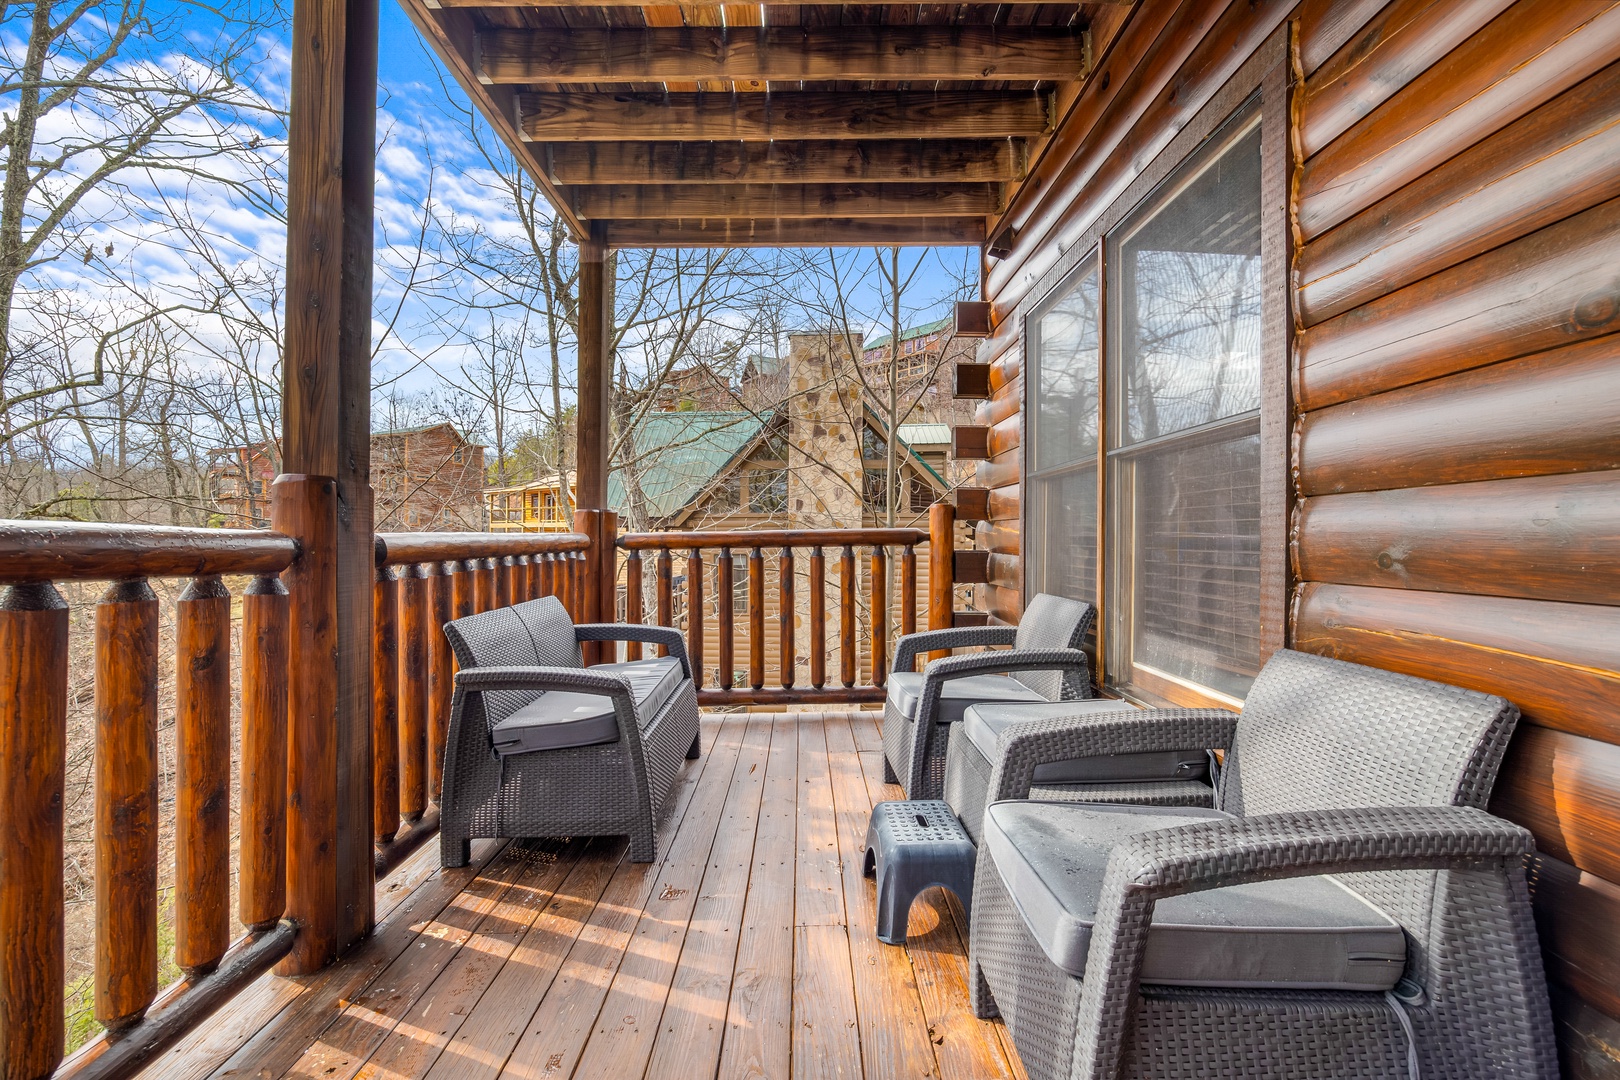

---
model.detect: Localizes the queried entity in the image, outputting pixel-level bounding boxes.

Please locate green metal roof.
[607,411,765,521]
[863,315,952,352]
[896,423,951,446]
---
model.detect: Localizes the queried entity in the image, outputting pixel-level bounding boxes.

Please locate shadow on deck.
[142,709,1025,1080]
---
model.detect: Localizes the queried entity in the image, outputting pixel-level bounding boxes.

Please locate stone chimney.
[785,330,864,529]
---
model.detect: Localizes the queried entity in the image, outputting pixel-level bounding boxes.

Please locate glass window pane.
[1033,265,1100,472]
[1032,467,1097,605]
[1117,430,1261,700]
[1117,122,1262,445]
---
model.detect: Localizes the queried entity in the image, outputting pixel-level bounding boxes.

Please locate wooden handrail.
[0,521,297,582]
[374,530,587,566]
[618,527,926,550]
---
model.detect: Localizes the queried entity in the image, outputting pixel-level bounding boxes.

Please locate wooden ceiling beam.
[600,216,988,248]
[479,26,1088,83]
[571,182,999,219]
[519,90,1051,142]
[546,140,1025,185]
[431,0,1126,7]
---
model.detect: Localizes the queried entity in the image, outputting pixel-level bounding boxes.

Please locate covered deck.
[143,709,1020,1080]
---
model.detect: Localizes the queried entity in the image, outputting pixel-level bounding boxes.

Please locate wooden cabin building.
[1,1,1617,1078]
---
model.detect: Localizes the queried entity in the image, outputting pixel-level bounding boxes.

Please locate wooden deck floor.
[145,709,1027,1080]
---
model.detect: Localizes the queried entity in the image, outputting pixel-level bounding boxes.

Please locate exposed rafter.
[599,216,988,247]
[518,90,1052,142]
[478,26,1088,83]
[546,140,1025,186]
[572,182,999,219]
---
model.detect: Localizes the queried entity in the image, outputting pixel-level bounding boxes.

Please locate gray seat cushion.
[962,701,1210,785]
[887,670,1045,725]
[491,657,684,755]
[983,801,1406,991]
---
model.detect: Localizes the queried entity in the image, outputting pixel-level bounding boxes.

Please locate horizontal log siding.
[1292,3,1620,1071]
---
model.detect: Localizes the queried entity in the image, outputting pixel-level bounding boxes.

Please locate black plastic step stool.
[863,799,976,946]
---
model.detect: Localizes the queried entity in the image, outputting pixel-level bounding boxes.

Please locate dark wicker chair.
[881,593,1096,800]
[969,648,1556,1080]
[439,595,701,866]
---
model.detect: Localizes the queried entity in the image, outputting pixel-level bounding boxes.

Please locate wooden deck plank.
[285,840,570,1079]
[854,748,1020,1080]
[157,711,1016,1080]
[348,839,588,1080]
[791,718,862,1078]
[715,714,798,1079]
[641,713,777,1079]
[794,715,846,927]
[492,711,749,1079]
[569,713,773,1079]
[823,712,940,1080]
[204,839,513,1080]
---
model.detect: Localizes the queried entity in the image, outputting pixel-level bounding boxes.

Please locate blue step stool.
[863,800,976,946]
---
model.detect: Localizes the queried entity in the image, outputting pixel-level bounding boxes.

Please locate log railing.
[370,530,590,875]
[0,521,299,1080]
[616,517,957,707]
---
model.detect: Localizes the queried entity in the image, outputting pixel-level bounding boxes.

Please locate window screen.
[1107,109,1263,702]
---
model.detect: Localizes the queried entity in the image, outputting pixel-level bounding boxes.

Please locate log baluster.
[494,555,511,609]
[717,548,734,691]
[927,503,956,664]
[95,579,159,1030]
[175,575,232,976]
[241,574,288,931]
[808,547,826,690]
[869,546,888,686]
[398,563,430,823]
[474,556,497,614]
[372,566,400,847]
[686,549,705,687]
[656,548,673,658]
[428,561,455,805]
[0,581,68,1078]
[840,546,856,689]
[778,547,795,689]
[901,543,917,638]
[518,553,535,601]
[624,550,644,661]
[748,547,765,691]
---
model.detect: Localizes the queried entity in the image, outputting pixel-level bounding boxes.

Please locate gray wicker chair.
[439,595,701,866]
[882,594,1095,800]
[969,648,1556,1080]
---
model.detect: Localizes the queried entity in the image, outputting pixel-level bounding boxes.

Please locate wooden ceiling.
[400,0,1128,247]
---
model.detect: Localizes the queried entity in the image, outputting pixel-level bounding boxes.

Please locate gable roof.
[862,404,948,490]
[608,411,766,521]
[896,423,951,447]
[864,315,953,353]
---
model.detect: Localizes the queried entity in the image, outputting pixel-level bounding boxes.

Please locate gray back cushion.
[443,595,581,727]
[1010,594,1096,701]
[1220,648,1520,994]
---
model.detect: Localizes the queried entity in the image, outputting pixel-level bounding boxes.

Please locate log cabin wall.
[979,1,1620,1073]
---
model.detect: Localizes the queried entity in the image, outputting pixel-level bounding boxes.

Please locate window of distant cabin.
[1106,105,1262,706]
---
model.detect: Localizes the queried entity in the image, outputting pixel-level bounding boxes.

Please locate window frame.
[1018,36,1291,710]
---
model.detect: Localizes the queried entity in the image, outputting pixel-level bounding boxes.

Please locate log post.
[623,550,643,661]
[397,563,429,823]
[372,564,400,846]
[0,582,68,1078]
[428,562,455,805]
[276,0,378,970]
[928,503,956,664]
[748,547,764,691]
[808,547,826,690]
[175,575,232,976]
[95,579,159,1030]
[576,229,611,514]
[869,546,888,686]
[778,547,795,689]
[717,548,734,690]
[575,510,607,663]
[839,546,856,689]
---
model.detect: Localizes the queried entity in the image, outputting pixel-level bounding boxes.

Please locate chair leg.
[969,958,998,1019]
[442,832,471,869]
[686,731,702,759]
[629,827,657,863]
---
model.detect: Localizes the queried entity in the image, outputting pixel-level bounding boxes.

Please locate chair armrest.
[987,708,1237,802]
[454,665,635,699]
[572,624,692,677]
[893,625,1017,674]
[1068,805,1535,1080]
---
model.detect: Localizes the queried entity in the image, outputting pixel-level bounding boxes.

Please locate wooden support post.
[95,579,159,1030]
[576,230,611,512]
[928,503,956,665]
[175,576,232,976]
[240,575,288,932]
[277,0,378,971]
[0,582,69,1078]
[372,565,401,846]
[575,509,607,663]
